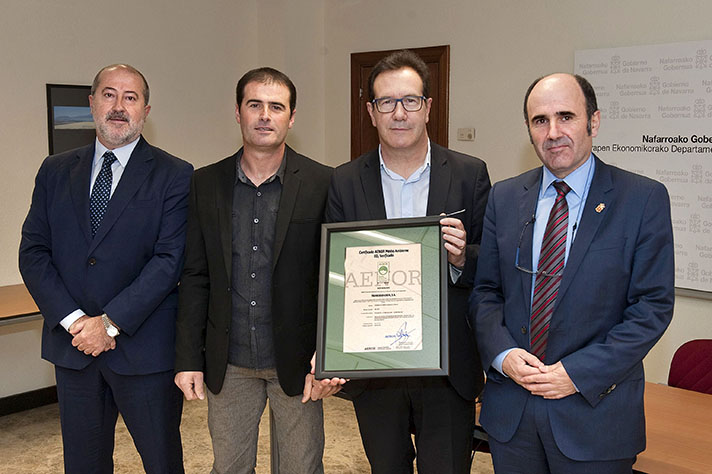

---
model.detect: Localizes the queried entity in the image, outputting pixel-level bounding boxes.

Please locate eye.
[103,92,114,98]
[533,118,547,126]
[270,104,284,111]
[379,98,395,106]
[403,96,419,106]
[126,96,137,102]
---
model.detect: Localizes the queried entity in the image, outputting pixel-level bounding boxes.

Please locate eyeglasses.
[371,95,427,113]
[514,217,564,279]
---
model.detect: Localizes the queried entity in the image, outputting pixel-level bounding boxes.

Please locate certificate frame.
[315,215,448,379]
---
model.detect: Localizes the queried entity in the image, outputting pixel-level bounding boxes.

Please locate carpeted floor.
[0,395,494,473]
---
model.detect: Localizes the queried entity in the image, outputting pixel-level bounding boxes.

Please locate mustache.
[544,137,572,150]
[105,111,129,122]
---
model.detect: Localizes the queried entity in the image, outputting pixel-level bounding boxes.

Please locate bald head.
[91,64,150,105]
[524,73,597,134]
[523,73,601,178]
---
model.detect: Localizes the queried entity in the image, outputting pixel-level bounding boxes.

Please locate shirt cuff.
[492,348,516,376]
[59,309,85,332]
[449,264,463,283]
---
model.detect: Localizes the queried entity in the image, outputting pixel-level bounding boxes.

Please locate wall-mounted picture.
[46,84,94,155]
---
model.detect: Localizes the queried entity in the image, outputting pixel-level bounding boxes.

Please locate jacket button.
[88,257,96,266]
[227,287,231,292]
[520,326,527,334]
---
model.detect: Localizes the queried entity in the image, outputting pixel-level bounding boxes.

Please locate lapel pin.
[595,203,605,213]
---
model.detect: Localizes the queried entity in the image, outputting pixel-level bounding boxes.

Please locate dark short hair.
[236,67,296,113]
[367,50,430,101]
[91,64,150,105]
[523,73,598,134]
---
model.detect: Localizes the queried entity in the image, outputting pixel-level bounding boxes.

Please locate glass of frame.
[46,84,94,155]
[315,216,448,379]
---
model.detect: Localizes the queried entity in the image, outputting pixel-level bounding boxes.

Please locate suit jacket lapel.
[426,144,451,215]
[89,137,155,253]
[69,144,95,246]
[555,157,613,307]
[216,153,237,280]
[519,169,542,311]
[273,146,300,269]
[360,150,387,220]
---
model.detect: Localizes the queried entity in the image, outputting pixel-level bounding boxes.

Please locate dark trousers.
[352,376,474,474]
[55,357,184,474]
[489,395,635,474]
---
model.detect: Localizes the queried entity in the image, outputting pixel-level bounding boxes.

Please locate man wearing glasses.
[324,50,491,473]
[472,73,674,473]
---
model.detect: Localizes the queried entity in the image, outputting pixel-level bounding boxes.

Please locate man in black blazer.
[174,68,332,473]
[20,64,192,473]
[325,50,491,473]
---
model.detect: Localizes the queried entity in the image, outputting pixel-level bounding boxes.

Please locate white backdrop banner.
[575,40,712,293]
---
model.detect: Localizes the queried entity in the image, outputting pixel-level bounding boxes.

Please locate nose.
[547,120,562,139]
[259,104,270,120]
[392,100,408,120]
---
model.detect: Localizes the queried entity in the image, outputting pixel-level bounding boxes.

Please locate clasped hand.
[502,348,576,399]
[69,315,115,357]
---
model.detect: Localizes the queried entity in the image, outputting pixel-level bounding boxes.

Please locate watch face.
[107,325,119,337]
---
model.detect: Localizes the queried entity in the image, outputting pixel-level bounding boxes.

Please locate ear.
[423,97,433,124]
[235,103,241,124]
[143,104,151,119]
[590,110,601,138]
[288,108,296,129]
[366,101,377,127]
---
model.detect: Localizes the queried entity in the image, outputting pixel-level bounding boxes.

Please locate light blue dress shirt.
[379,142,431,219]
[492,154,595,374]
[378,142,464,282]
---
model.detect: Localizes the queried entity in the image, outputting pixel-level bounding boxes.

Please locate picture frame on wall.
[46,84,94,155]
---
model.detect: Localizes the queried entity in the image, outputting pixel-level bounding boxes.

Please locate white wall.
[1,1,711,395]
[0,320,55,398]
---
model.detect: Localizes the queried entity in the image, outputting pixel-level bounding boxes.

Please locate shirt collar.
[540,153,594,199]
[378,140,431,182]
[94,136,140,169]
[235,148,287,186]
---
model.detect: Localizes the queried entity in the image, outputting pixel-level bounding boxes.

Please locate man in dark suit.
[19,64,193,473]
[472,73,674,473]
[325,50,491,473]
[174,67,332,473]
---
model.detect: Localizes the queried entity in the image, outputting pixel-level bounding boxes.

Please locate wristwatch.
[101,314,120,337]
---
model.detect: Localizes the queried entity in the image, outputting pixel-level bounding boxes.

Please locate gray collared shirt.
[228,149,286,369]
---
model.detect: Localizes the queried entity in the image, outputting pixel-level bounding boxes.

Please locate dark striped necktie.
[530,180,571,361]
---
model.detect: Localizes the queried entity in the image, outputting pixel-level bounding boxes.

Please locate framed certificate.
[315,216,448,379]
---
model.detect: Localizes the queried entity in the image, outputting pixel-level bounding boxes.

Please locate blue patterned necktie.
[90,151,117,236]
[530,180,571,361]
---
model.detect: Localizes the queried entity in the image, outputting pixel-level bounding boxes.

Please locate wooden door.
[350,45,450,160]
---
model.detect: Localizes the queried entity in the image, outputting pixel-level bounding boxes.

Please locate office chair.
[667,339,712,394]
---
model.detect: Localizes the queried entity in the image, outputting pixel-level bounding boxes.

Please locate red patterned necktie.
[530,181,571,361]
